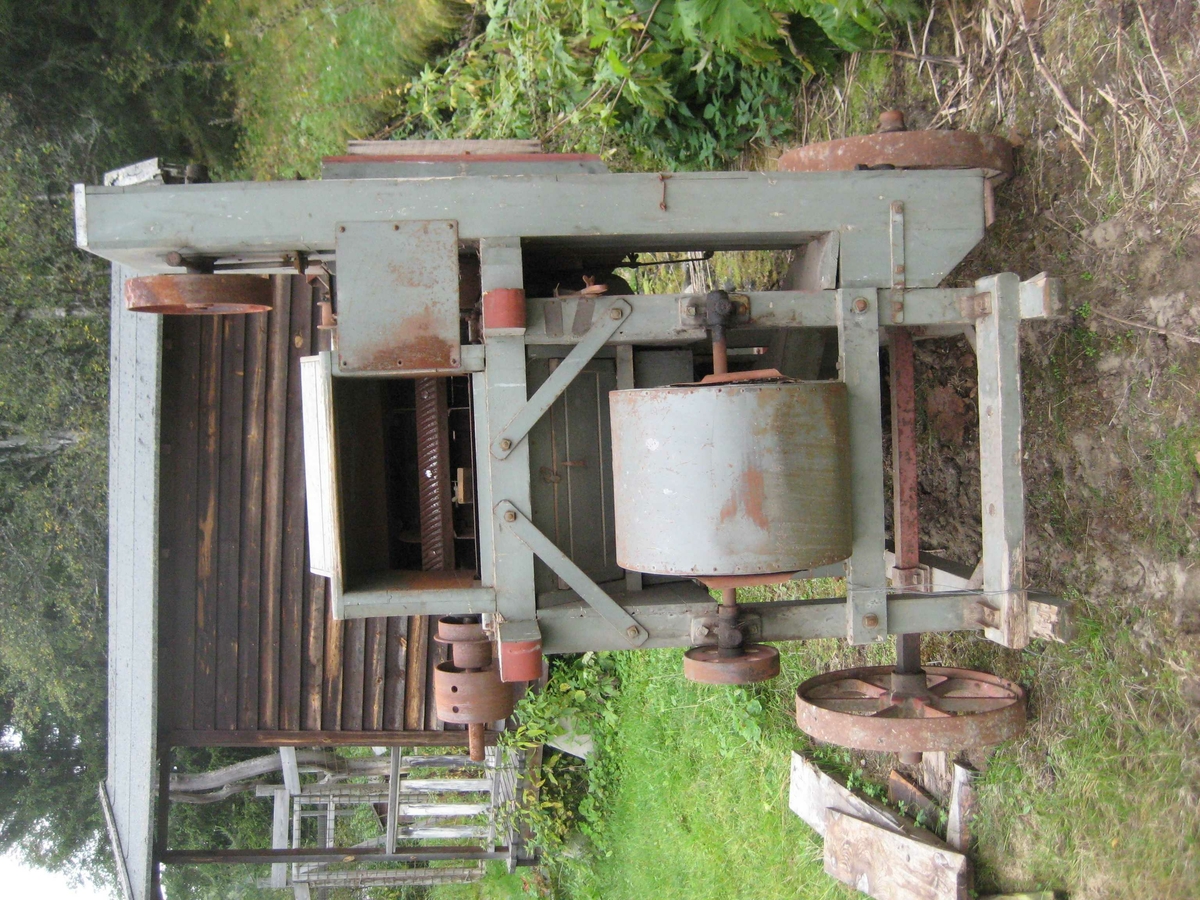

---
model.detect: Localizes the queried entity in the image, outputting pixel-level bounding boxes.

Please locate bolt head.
[686,305,698,316]
[503,510,517,523]
[854,298,869,313]
[625,625,640,639]
[609,307,623,320]
[863,613,880,628]
[499,438,513,451]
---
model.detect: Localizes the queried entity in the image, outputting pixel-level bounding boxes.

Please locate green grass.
[195,0,469,178]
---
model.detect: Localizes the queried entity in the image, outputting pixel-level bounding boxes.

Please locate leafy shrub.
[388,0,917,169]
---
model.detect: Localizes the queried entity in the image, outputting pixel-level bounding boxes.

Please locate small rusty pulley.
[683,588,781,685]
[124,274,273,315]
[432,615,517,761]
[795,665,1026,754]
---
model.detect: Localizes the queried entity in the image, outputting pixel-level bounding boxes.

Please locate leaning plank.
[270,787,289,888]
[789,753,940,846]
[946,763,979,852]
[346,139,541,157]
[824,809,970,900]
[887,769,940,822]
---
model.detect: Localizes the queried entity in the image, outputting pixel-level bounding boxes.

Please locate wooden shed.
[101,268,491,900]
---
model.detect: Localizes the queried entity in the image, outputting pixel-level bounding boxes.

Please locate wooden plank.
[946,763,979,853]
[789,752,940,845]
[164,729,495,748]
[270,788,289,888]
[887,769,940,822]
[159,318,200,731]
[346,139,542,157]
[404,617,429,730]
[321,602,344,731]
[922,751,952,801]
[341,618,366,731]
[279,277,313,730]
[823,809,970,900]
[301,570,326,731]
[363,618,386,731]
[192,317,223,731]
[382,617,408,731]
[238,310,269,729]
[260,277,292,728]
[215,315,246,731]
[279,748,301,795]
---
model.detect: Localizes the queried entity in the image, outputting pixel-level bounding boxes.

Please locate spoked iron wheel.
[795,665,1025,754]
[124,274,273,314]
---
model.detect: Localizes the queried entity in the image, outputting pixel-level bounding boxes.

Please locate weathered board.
[824,809,971,900]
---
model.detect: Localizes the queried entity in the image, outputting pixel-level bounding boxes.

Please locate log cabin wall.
[156,276,457,747]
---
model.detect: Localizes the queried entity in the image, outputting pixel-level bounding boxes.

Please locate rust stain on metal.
[482,288,526,330]
[719,466,769,530]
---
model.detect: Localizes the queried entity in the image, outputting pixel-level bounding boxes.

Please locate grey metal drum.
[609,381,852,577]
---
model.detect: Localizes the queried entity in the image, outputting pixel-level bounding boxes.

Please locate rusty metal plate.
[610,381,852,577]
[795,665,1026,753]
[683,644,781,684]
[432,662,516,724]
[124,274,272,314]
[778,131,1014,182]
[334,220,461,373]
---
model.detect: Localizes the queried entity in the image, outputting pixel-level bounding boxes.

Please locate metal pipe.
[712,333,729,375]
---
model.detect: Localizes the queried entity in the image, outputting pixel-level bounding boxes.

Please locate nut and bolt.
[503,510,517,523]
[499,438,513,451]
[625,625,640,639]
[853,297,869,313]
[609,307,624,320]
[686,305,699,316]
[862,614,880,628]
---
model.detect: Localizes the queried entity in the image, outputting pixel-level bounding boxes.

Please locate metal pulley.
[609,375,852,579]
[432,615,517,761]
[124,274,274,314]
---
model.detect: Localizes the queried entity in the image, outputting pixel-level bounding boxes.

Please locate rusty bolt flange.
[503,510,517,523]
[854,297,870,313]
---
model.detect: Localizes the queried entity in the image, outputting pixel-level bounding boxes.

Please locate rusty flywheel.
[795,665,1026,754]
[124,274,274,314]
[778,111,1014,184]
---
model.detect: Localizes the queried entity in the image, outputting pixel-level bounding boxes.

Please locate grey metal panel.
[527,357,621,594]
[322,159,610,178]
[78,171,986,287]
[632,349,693,388]
[334,220,461,373]
[105,263,162,900]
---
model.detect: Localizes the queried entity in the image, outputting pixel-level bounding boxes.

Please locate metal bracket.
[889,565,930,591]
[889,201,906,324]
[491,297,631,459]
[678,294,749,328]
[496,501,648,646]
[690,611,762,646]
[958,291,993,319]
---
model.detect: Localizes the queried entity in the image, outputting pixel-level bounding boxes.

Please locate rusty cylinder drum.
[609,381,852,577]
